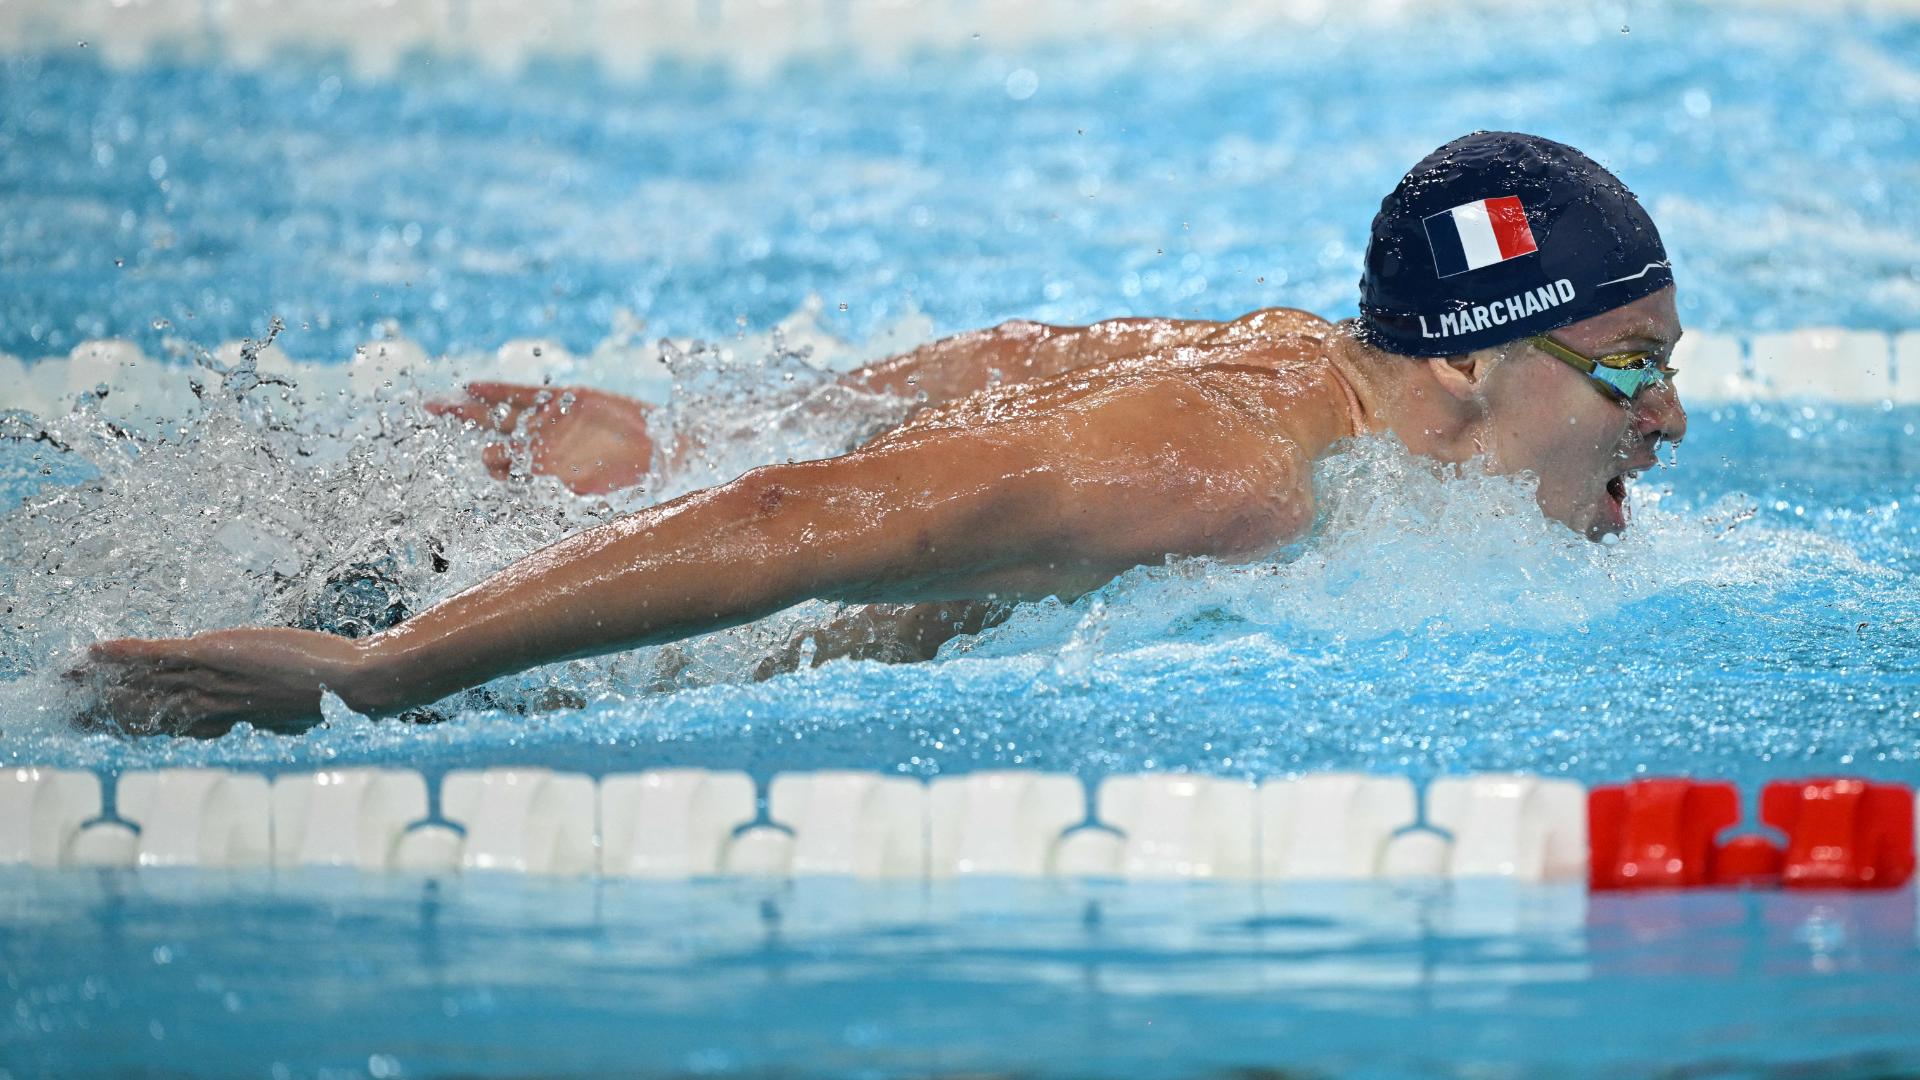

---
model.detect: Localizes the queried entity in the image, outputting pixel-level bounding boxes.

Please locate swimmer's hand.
[427,382,655,496]
[69,628,374,738]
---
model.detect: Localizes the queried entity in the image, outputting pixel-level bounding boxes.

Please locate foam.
[945,428,1883,674]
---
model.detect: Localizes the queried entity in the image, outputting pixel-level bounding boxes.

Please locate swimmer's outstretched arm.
[82,377,1299,734]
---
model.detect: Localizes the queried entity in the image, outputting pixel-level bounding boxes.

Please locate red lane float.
[1763,778,1915,890]
[1590,777,1915,891]
[1707,835,1784,888]
[1588,779,1739,890]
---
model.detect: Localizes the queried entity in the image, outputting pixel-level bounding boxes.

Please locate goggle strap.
[1526,334,1598,374]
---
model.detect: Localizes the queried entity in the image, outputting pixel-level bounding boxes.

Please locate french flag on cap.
[1424,195,1537,278]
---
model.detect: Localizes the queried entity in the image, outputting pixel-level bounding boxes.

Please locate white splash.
[949,434,1881,662]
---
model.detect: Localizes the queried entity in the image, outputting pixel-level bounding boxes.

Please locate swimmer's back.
[873,305,1358,462]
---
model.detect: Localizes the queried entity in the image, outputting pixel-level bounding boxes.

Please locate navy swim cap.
[1358,131,1672,357]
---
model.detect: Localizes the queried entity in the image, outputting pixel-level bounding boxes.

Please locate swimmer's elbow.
[723,455,987,600]
[731,463,802,521]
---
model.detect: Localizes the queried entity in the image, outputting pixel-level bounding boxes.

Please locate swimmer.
[77,131,1687,736]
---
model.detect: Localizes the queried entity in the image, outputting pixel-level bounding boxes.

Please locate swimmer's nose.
[1633,379,1687,448]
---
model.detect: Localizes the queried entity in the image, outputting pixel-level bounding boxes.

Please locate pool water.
[6,872,1920,1079]
[3,0,1920,1075]
[2,2,1918,363]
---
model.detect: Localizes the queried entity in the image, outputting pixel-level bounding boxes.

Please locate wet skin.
[77,289,1685,735]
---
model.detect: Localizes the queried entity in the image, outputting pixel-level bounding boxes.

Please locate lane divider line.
[1,766,1912,890]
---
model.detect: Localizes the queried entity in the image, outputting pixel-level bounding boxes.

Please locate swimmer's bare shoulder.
[1205,305,1335,346]
[867,329,1353,563]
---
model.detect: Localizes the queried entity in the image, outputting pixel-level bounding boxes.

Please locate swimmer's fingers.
[64,664,184,737]
[67,629,355,738]
[480,442,516,481]
[83,638,207,676]
[73,638,193,700]
[92,687,232,739]
[67,639,240,737]
[424,395,496,427]
[81,681,175,736]
[425,392,527,433]
[429,381,561,434]
[88,637,184,662]
[463,381,554,406]
[432,398,537,482]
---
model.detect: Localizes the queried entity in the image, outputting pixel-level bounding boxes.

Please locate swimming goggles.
[1525,334,1675,404]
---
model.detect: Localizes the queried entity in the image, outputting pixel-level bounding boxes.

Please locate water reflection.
[5,871,1917,1077]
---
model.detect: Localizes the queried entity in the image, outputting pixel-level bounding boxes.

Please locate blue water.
[2,2,1917,363]
[4,1,1920,1077]
[5,872,1920,1079]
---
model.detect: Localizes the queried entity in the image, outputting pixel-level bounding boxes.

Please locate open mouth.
[1596,472,1632,536]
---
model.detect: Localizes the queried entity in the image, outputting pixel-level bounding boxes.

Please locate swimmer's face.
[1478,286,1687,540]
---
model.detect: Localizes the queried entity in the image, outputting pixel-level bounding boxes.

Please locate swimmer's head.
[1357,130,1672,354]
[1352,132,1686,540]
[1437,286,1686,541]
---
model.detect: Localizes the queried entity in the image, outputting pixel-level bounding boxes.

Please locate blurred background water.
[1,0,1917,365]
[4,2,1920,1078]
